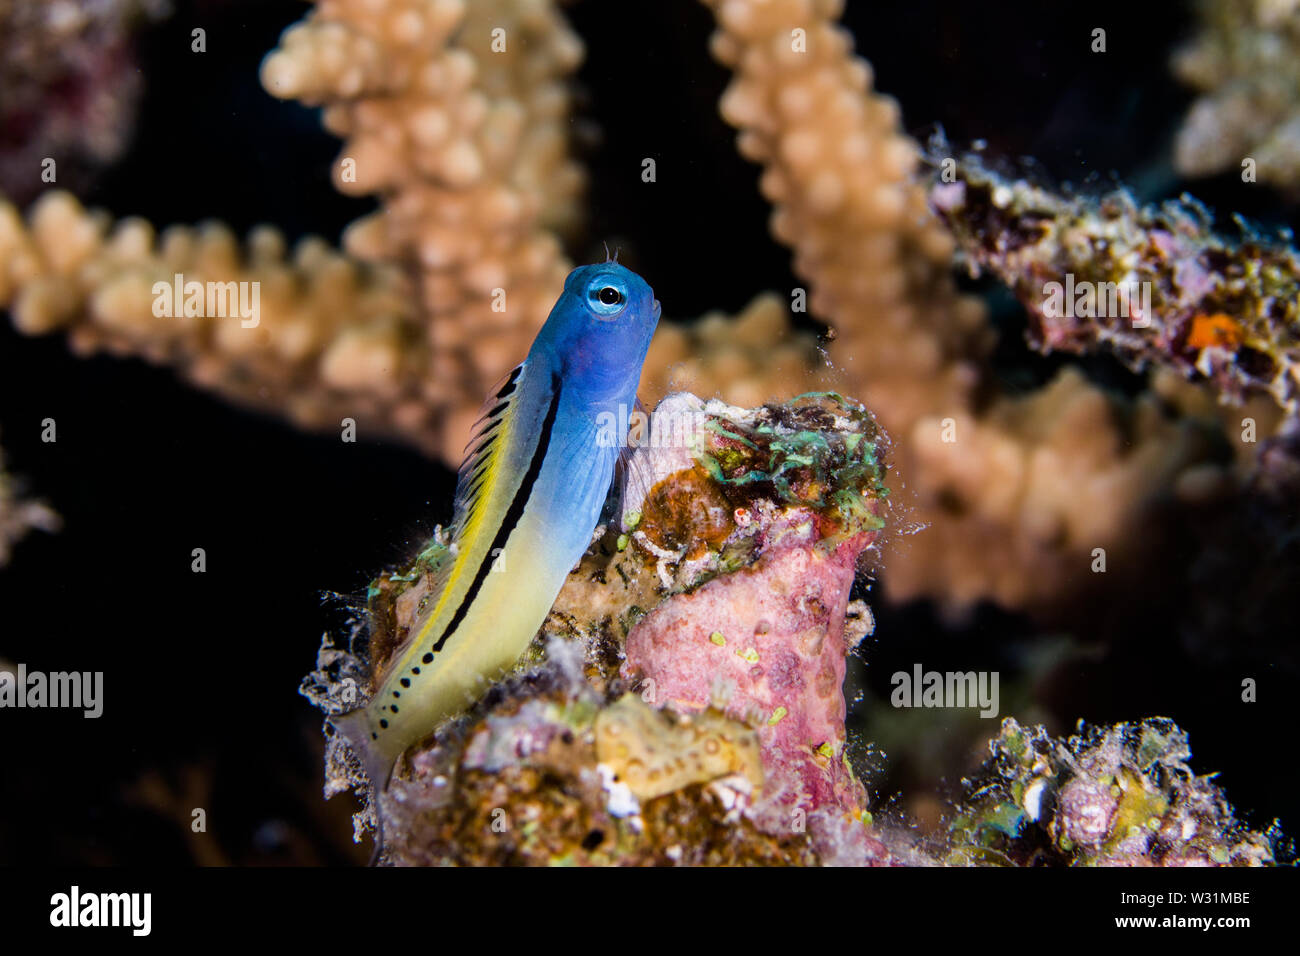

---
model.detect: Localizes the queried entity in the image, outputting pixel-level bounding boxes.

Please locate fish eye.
[586,278,628,317]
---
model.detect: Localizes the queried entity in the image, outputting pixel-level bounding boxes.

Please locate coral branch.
[262,0,585,460]
[2,0,589,463]
[700,0,990,428]
[932,154,1300,418]
[694,0,1226,614]
[0,191,439,449]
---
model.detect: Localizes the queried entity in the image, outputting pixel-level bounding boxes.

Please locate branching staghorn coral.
[0,0,1290,871]
[949,717,1278,866]
[261,0,586,461]
[700,0,991,430]
[1,0,587,463]
[0,0,1285,617]
[692,0,1231,613]
[0,191,433,447]
[1172,0,1300,190]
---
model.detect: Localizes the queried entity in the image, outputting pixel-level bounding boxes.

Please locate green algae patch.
[689,392,889,545]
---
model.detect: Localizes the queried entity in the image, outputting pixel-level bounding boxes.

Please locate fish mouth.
[652,299,662,320]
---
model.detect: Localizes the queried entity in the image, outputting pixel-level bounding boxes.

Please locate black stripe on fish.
[495,370,520,400]
[470,431,499,458]
[431,371,563,655]
[452,361,532,539]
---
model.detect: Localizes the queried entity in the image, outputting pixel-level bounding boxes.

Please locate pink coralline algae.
[623,507,872,820]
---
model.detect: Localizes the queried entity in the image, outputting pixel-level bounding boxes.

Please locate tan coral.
[701,0,991,423]
[0,0,1233,614]
[693,0,1221,613]
[262,0,586,462]
[639,293,824,409]
[2,0,589,462]
[1171,0,1300,189]
[0,190,435,449]
[893,370,1214,609]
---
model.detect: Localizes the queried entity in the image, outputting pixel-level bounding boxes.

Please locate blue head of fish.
[534,262,661,403]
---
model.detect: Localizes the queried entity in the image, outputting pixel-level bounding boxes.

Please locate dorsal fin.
[374,362,530,681]
[450,362,527,541]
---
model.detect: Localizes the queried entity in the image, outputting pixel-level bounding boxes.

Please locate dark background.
[0,0,1294,864]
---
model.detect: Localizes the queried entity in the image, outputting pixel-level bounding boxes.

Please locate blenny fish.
[333,261,660,800]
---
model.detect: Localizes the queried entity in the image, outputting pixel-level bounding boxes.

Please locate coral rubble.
[305,391,900,864]
[932,153,1300,419]
[303,391,1279,866]
[948,717,1279,866]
